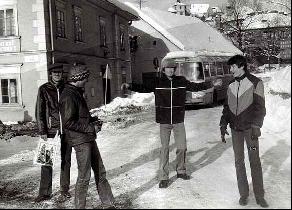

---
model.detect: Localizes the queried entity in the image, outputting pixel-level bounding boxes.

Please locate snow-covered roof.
[107,0,139,19]
[174,2,187,6]
[211,7,222,13]
[168,7,177,13]
[190,4,209,15]
[125,2,242,56]
[163,50,239,60]
[244,12,291,29]
[125,2,185,50]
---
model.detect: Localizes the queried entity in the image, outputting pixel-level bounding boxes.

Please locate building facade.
[0,0,138,122]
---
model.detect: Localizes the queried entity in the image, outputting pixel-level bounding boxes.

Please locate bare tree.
[219,0,266,50]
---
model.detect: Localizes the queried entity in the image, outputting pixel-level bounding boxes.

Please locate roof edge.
[125,2,185,50]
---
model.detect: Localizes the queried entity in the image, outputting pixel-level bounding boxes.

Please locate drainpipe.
[48,0,55,64]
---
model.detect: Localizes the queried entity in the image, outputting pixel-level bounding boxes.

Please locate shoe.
[256,198,269,208]
[159,180,169,188]
[103,204,116,209]
[61,191,71,199]
[239,197,248,206]
[177,173,191,180]
[34,195,52,203]
[57,192,71,202]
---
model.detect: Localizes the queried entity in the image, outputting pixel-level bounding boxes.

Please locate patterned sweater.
[220,73,266,131]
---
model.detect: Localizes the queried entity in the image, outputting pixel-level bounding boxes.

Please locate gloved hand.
[121,83,130,90]
[251,125,261,140]
[220,125,229,143]
[94,120,103,133]
[41,134,48,141]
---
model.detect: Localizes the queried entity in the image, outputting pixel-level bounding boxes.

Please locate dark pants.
[159,122,187,180]
[38,135,72,196]
[74,141,114,209]
[231,128,265,200]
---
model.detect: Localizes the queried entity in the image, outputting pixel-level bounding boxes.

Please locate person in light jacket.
[220,54,268,208]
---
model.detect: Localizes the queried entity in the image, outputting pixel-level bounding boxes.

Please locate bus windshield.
[178,62,204,82]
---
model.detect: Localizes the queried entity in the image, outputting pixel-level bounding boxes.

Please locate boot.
[159,180,169,188]
[256,197,269,208]
[239,197,248,206]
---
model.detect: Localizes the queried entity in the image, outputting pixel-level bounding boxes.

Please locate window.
[56,9,66,38]
[99,17,107,47]
[0,8,16,37]
[203,63,210,78]
[223,63,230,74]
[120,24,125,51]
[216,63,224,75]
[0,78,18,104]
[121,67,127,83]
[209,62,216,76]
[73,6,82,42]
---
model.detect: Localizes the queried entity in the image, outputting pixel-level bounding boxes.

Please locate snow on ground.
[0,65,291,209]
[255,65,291,139]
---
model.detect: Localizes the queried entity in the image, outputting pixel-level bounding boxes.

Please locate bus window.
[223,63,230,74]
[209,62,216,76]
[180,62,204,82]
[203,63,210,78]
[217,63,224,75]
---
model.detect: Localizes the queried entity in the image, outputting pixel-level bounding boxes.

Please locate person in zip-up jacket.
[121,60,212,188]
[35,63,72,202]
[220,55,268,208]
[155,59,212,188]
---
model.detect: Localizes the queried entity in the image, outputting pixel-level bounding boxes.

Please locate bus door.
[214,59,226,101]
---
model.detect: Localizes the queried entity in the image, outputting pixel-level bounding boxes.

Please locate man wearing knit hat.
[35,63,72,202]
[59,64,115,209]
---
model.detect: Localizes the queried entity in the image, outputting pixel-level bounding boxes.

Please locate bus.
[161,51,235,105]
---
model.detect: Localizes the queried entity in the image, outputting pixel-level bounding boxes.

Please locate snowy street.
[0,105,290,209]
[0,66,291,209]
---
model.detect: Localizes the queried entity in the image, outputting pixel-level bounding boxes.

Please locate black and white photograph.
[33,139,57,167]
[0,0,291,209]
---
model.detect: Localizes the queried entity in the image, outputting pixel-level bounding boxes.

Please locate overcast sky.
[120,0,229,10]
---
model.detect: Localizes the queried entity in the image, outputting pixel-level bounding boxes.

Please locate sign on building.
[0,38,20,53]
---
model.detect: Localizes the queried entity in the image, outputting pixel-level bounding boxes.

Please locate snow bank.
[90,92,155,128]
[268,65,291,94]
[262,65,291,137]
[2,121,18,125]
[91,92,154,115]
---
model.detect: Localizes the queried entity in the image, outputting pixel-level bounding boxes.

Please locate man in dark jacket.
[35,63,72,202]
[220,55,268,208]
[155,59,212,188]
[59,64,115,209]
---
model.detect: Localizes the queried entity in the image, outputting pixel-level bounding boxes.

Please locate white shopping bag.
[33,131,61,167]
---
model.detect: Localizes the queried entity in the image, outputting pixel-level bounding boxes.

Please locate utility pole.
[136,0,147,9]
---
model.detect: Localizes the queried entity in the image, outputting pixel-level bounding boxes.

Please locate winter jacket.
[59,84,96,146]
[220,73,266,131]
[155,74,211,124]
[35,81,64,136]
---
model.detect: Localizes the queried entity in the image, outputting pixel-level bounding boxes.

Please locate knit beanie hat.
[161,59,177,69]
[68,65,90,82]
